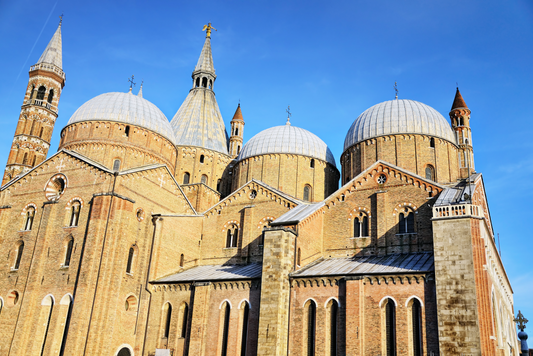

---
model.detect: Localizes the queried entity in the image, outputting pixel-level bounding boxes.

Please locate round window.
[249,190,257,199]
[45,174,67,201]
[136,208,144,222]
[376,174,387,185]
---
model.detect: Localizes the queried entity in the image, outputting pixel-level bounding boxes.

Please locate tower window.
[209,80,212,89]
[39,127,44,138]
[36,86,46,100]
[64,239,74,267]
[429,137,435,148]
[30,85,35,100]
[201,174,208,185]
[22,153,28,165]
[235,128,239,136]
[303,185,312,202]
[195,78,200,87]
[297,248,301,266]
[31,155,37,167]
[216,179,222,192]
[124,125,130,137]
[310,159,315,168]
[425,165,435,181]
[126,247,135,274]
[226,225,238,248]
[199,155,205,163]
[183,172,190,184]
[47,89,54,104]
[113,159,121,171]
[14,241,24,270]
[399,208,415,234]
[237,145,241,154]
[24,207,35,231]
[202,77,207,88]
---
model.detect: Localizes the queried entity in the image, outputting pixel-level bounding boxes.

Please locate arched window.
[30,85,35,100]
[226,225,238,248]
[14,241,24,270]
[399,208,415,234]
[180,303,189,338]
[69,201,81,227]
[310,159,315,168]
[209,79,212,89]
[306,300,317,356]
[354,213,369,237]
[117,348,131,356]
[64,239,74,267]
[202,77,208,88]
[303,185,312,202]
[180,254,184,267]
[39,295,55,355]
[201,174,208,185]
[113,159,121,171]
[235,127,239,136]
[220,301,231,356]
[217,179,222,192]
[425,165,435,181]
[126,247,135,274]
[429,137,435,148]
[385,299,396,356]
[240,301,250,356]
[162,303,172,339]
[183,172,190,184]
[36,86,46,100]
[24,207,35,230]
[47,89,54,103]
[22,152,28,165]
[39,127,44,138]
[195,78,200,88]
[237,145,240,154]
[200,154,205,163]
[328,299,339,356]
[411,299,422,356]
[124,125,130,137]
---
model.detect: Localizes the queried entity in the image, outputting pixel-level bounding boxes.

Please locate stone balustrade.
[433,203,482,219]
[30,63,65,79]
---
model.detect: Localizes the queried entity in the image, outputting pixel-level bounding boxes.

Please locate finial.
[286,105,291,125]
[128,75,136,93]
[394,82,398,100]
[202,22,217,38]
[59,13,63,26]
[515,310,529,332]
[138,80,144,98]
[238,99,240,107]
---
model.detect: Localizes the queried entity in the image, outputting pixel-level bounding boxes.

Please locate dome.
[67,92,176,144]
[344,99,455,151]
[237,123,336,167]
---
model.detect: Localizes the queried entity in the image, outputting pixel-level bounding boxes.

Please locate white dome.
[237,123,336,167]
[67,92,176,144]
[344,99,455,151]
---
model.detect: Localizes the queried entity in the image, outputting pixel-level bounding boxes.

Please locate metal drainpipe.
[82,171,118,355]
[141,214,161,355]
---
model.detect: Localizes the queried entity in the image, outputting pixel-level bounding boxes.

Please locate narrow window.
[412,299,422,356]
[362,215,369,237]
[180,254,184,267]
[163,303,172,338]
[429,137,435,148]
[240,302,250,356]
[425,165,435,181]
[237,145,241,154]
[64,239,74,267]
[297,248,301,266]
[209,79,213,89]
[307,301,316,356]
[303,185,311,202]
[202,77,208,88]
[40,296,54,356]
[310,159,315,168]
[47,89,54,103]
[36,86,46,100]
[195,78,200,87]
[329,300,338,356]
[386,299,396,356]
[221,302,231,356]
[124,125,130,137]
[226,226,238,248]
[39,127,44,138]
[200,155,205,163]
[399,213,406,234]
[217,179,222,192]
[407,212,415,233]
[69,201,81,227]
[24,207,35,230]
[113,159,121,171]
[235,127,239,136]
[180,303,189,338]
[58,295,73,356]
[30,85,35,100]
[354,218,361,237]
[22,152,28,165]
[201,174,208,185]
[14,242,24,270]
[183,172,190,184]
[126,247,134,274]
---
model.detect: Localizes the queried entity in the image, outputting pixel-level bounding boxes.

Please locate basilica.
[0,21,520,356]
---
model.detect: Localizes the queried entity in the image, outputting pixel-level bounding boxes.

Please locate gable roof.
[153,263,262,283]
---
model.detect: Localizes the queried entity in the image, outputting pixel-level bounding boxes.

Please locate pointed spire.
[37,20,62,69]
[138,81,143,98]
[194,37,215,74]
[231,103,244,122]
[451,87,468,110]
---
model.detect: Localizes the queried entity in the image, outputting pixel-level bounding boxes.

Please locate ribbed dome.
[67,92,176,144]
[237,124,336,167]
[344,99,455,151]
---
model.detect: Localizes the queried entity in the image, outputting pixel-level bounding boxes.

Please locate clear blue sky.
[1,0,532,326]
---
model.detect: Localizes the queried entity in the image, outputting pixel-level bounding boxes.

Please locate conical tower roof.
[170,31,228,155]
[231,104,244,122]
[451,88,468,110]
[37,23,62,69]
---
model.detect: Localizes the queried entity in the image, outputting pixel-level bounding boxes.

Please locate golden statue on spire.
[202,23,217,38]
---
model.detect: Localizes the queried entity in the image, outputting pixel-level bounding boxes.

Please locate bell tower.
[2,20,65,185]
[450,88,474,179]
[229,103,244,157]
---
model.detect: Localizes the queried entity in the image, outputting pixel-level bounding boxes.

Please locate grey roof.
[271,202,324,226]
[194,37,215,73]
[155,263,262,283]
[237,123,337,167]
[67,92,176,145]
[435,173,480,206]
[37,23,62,69]
[344,99,456,151]
[291,253,434,277]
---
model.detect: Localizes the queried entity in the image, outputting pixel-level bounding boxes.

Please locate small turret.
[450,88,474,178]
[229,103,244,157]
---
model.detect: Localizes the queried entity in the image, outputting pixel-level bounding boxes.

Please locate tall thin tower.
[2,19,65,185]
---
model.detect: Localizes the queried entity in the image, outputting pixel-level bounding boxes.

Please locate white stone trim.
[41,294,55,306]
[238,299,251,310]
[379,296,397,308]
[114,344,134,356]
[219,299,232,309]
[303,298,318,307]
[405,296,424,308]
[324,297,341,308]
